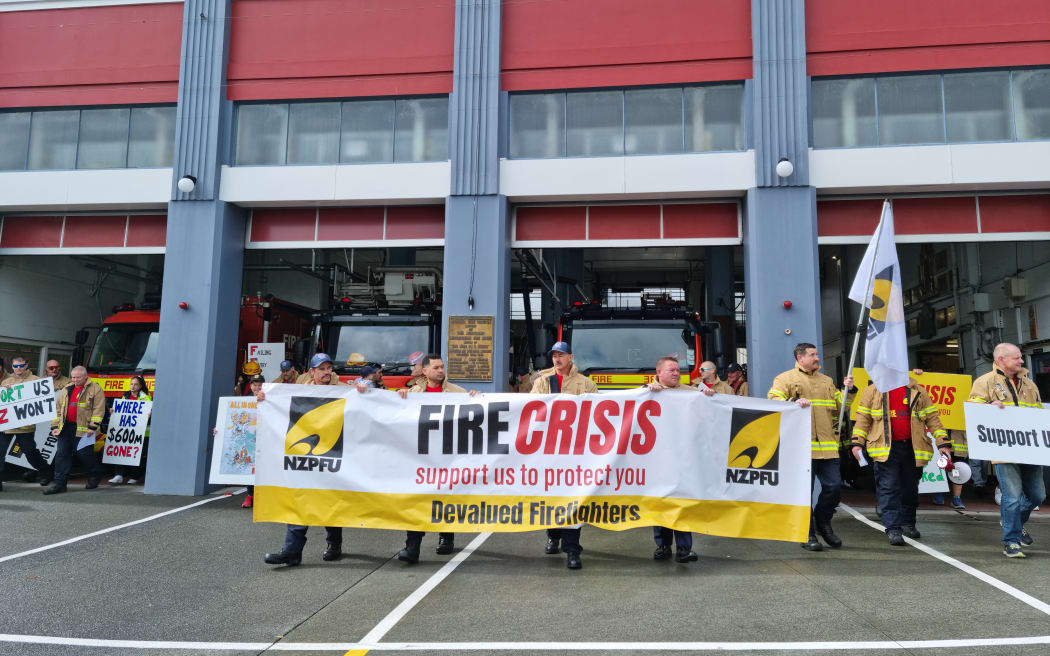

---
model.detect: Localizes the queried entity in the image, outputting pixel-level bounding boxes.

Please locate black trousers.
[1,431,52,477]
[546,527,582,555]
[53,423,101,487]
[405,531,453,547]
[873,440,922,532]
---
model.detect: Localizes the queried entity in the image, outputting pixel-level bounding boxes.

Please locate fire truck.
[555,294,722,390]
[294,267,442,389]
[76,295,313,399]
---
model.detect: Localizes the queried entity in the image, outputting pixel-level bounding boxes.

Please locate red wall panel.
[0,216,63,248]
[317,207,384,241]
[894,197,978,235]
[62,215,127,247]
[385,206,444,240]
[126,215,167,247]
[662,203,738,239]
[502,0,751,91]
[515,206,587,242]
[228,0,454,101]
[0,3,182,108]
[806,0,1050,76]
[250,209,316,242]
[588,205,661,240]
[979,195,1050,233]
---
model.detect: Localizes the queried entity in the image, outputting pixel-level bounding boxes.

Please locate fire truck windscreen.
[332,323,429,368]
[570,321,691,374]
[89,325,160,372]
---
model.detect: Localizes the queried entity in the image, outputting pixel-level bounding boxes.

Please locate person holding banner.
[646,356,707,563]
[726,363,748,396]
[46,366,105,495]
[395,354,480,563]
[530,341,598,570]
[769,343,855,551]
[692,361,733,395]
[276,361,299,384]
[850,379,950,546]
[259,353,367,566]
[1,357,54,490]
[968,343,1044,559]
[108,375,152,486]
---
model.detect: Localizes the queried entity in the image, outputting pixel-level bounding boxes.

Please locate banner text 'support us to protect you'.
[253,386,813,542]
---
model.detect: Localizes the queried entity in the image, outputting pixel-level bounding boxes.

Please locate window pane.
[566,91,623,156]
[28,110,79,169]
[812,78,876,147]
[128,106,176,167]
[288,102,339,164]
[340,100,394,162]
[877,75,944,145]
[1014,69,1050,140]
[684,84,745,151]
[625,88,683,155]
[236,104,288,165]
[509,93,565,158]
[0,112,30,170]
[76,108,130,168]
[945,71,1011,142]
[394,97,448,162]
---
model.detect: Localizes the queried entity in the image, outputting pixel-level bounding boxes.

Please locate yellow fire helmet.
[347,352,367,366]
[242,360,262,376]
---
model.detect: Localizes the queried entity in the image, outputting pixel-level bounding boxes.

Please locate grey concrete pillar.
[147,0,244,495]
[744,0,821,396]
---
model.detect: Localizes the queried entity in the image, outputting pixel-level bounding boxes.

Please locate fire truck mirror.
[75,329,90,346]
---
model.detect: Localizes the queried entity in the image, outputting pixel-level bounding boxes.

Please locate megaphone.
[947,461,972,485]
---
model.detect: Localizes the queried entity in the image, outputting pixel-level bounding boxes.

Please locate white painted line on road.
[0,488,245,565]
[4,633,1050,651]
[356,532,493,647]
[841,503,1050,617]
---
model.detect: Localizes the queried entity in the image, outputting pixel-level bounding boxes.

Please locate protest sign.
[918,455,949,493]
[850,369,971,431]
[4,422,58,469]
[247,343,284,384]
[101,399,152,466]
[209,397,257,485]
[965,402,1050,466]
[254,387,813,542]
[0,377,56,432]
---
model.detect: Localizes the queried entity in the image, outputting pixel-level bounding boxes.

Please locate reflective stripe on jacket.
[768,367,854,459]
[968,367,1042,464]
[850,379,949,466]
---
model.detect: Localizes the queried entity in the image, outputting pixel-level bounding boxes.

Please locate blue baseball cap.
[279,360,294,371]
[309,353,334,369]
[550,341,572,355]
[359,364,379,377]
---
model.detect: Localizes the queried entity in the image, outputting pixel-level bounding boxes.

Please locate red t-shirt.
[888,387,911,441]
[67,386,83,424]
[426,385,442,393]
[556,374,564,390]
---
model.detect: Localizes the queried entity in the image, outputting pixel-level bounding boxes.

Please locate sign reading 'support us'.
[965,402,1050,466]
[253,385,814,543]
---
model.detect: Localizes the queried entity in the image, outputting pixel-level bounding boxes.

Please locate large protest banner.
[209,397,258,485]
[4,423,58,469]
[254,386,812,542]
[850,369,971,431]
[965,402,1050,466]
[102,399,152,466]
[0,377,56,432]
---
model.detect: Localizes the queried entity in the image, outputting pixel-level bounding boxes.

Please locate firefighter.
[276,360,299,384]
[692,360,733,394]
[529,341,598,570]
[240,361,262,395]
[395,354,479,563]
[726,363,748,396]
[259,353,367,566]
[850,379,949,546]
[968,342,1044,559]
[1,357,53,490]
[768,343,855,551]
[45,360,72,392]
[45,366,105,495]
[646,356,709,564]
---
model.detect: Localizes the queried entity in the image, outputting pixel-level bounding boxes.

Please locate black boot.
[887,531,905,546]
[566,552,582,570]
[435,535,454,555]
[816,523,842,549]
[397,544,420,564]
[675,546,698,563]
[653,545,672,560]
[43,484,67,495]
[544,537,560,555]
[264,549,302,566]
[322,544,342,561]
[801,534,823,551]
[901,525,920,539]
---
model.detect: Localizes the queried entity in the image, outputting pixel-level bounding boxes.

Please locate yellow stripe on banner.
[252,487,811,543]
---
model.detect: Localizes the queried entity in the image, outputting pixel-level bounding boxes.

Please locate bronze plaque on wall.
[447,315,494,381]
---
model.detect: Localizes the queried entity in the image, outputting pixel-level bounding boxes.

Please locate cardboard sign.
[918,455,949,493]
[4,423,58,469]
[209,397,257,485]
[850,369,971,431]
[0,377,56,432]
[101,399,152,466]
[965,402,1050,466]
[248,343,285,385]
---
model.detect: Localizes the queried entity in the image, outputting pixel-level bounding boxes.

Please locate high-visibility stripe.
[769,390,787,400]
[852,429,867,438]
[915,450,934,458]
[1020,402,1043,408]
[969,397,987,402]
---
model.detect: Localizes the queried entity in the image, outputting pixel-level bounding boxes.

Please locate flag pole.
[836,199,889,438]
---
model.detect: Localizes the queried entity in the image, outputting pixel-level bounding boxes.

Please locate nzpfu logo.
[725,408,780,486]
[283,397,346,473]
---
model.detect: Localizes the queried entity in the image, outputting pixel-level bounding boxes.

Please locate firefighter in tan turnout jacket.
[768,343,855,552]
[46,366,105,494]
[851,378,949,545]
[1,357,54,488]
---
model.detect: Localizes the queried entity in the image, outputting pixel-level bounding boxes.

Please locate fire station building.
[0,0,1048,494]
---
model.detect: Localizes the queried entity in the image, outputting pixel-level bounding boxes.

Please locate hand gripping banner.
[253,386,813,542]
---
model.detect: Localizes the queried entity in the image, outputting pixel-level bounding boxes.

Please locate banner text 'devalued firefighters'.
[254,386,813,542]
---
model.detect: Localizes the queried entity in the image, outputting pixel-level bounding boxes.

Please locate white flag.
[848,201,909,392]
